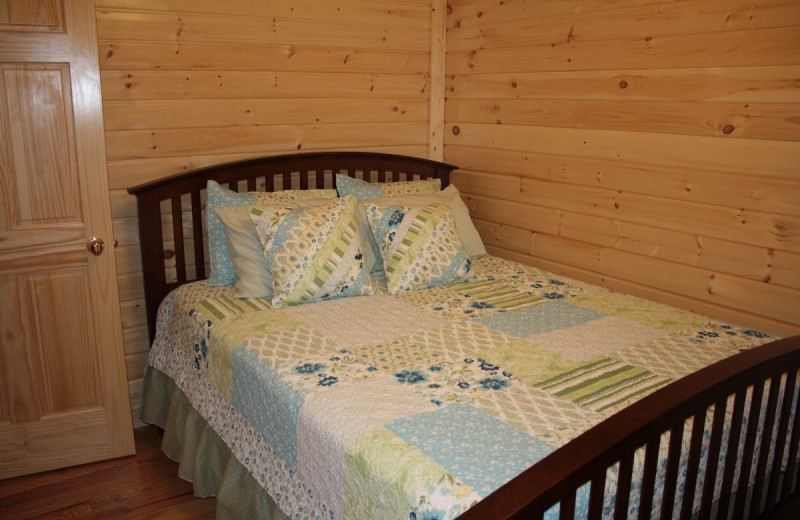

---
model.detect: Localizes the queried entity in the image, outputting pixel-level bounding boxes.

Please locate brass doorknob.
[87,237,105,256]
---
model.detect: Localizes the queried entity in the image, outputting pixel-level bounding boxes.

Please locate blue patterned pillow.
[365,202,473,295]
[335,174,441,201]
[249,196,374,307]
[206,180,336,287]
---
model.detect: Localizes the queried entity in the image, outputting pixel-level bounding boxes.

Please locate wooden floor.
[0,426,217,519]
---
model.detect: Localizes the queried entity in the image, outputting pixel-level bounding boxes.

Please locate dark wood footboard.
[128,151,455,343]
[460,334,800,520]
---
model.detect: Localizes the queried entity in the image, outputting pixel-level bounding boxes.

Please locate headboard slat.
[128,151,456,343]
[191,190,205,280]
[170,196,186,284]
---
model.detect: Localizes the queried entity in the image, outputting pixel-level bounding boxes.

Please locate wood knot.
[452,126,460,135]
[163,250,175,259]
[619,80,628,89]
[722,124,735,135]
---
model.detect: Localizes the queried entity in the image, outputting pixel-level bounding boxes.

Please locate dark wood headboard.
[127,151,456,343]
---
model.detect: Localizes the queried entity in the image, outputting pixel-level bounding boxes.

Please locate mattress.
[145,254,777,519]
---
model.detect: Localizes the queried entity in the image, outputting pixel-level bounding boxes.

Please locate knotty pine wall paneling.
[95,0,437,423]
[445,0,800,336]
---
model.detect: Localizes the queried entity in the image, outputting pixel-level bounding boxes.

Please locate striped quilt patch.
[535,357,672,413]
[194,294,272,324]
[454,280,543,310]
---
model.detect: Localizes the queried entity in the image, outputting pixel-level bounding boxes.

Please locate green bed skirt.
[140,366,290,520]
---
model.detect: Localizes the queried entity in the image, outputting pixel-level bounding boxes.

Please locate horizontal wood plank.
[96,0,431,26]
[96,9,430,50]
[446,26,800,74]
[444,65,800,104]
[106,122,429,160]
[101,71,429,101]
[445,123,800,178]
[99,41,430,74]
[445,98,800,141]
[103,98,427,130]
[447,0,800,49]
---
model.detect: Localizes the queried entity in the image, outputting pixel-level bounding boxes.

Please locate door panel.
[0,0,134,479]
[3,64,79,226]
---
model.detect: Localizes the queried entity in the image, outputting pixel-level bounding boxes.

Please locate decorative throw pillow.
[335,174,441,201]
[215,198,352,300]
[360,184,487,260]
[206,180,337,287]
[249,195,373,307]
[365,202,473,295]
[214,205,273,299]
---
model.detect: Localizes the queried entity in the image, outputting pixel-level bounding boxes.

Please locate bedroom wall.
[94,0,442,423]
[445,0,800,336]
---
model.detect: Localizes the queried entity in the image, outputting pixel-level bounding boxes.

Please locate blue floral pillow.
[249,196,374,307]
[335,174,441,201]
[365,202,473,295]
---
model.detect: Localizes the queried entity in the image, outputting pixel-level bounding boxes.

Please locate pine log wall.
[94,0,441,424]
[445,0,800,338]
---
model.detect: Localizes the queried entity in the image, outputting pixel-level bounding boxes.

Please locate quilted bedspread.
[147,255,776,519]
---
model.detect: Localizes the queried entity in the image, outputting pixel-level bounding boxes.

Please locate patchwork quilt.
[147,255,777,519]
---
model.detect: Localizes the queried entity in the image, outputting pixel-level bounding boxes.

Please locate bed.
[129,151,800,519]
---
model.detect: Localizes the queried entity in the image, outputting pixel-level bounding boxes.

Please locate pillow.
[365,202,473,295]
[249,195,374,307]
[335,174,441,201]
[357,184,487,275]
[215,198,352,300]
[214,205,273,299]
[206,179,337,286]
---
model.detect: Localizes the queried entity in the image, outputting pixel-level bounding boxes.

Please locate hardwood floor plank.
[0,426,216,520]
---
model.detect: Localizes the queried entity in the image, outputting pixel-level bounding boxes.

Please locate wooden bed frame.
[128,151,800,519]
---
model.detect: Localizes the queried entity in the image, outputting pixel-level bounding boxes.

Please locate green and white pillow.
[365,202,473,295]
[249,195,373,307]
[206,179,337,287]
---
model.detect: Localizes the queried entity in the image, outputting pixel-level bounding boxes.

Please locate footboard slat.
[659,421,684,519]
[559,491,575,520]
[613,452,634,520]
[768,372,797,507]
[679,408,706,520]
[699,398,727,518]
[637,437,659,520]
[781,392,800,502]
[751,373,784,517]
[588,474,604,520]
[717,387,746,519]
[734,381,765,514]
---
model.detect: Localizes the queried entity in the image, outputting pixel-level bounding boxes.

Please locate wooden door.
[0,0,134,478]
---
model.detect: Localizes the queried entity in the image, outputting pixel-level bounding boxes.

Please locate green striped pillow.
[365,202,473,295]
[249,195,373,307]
